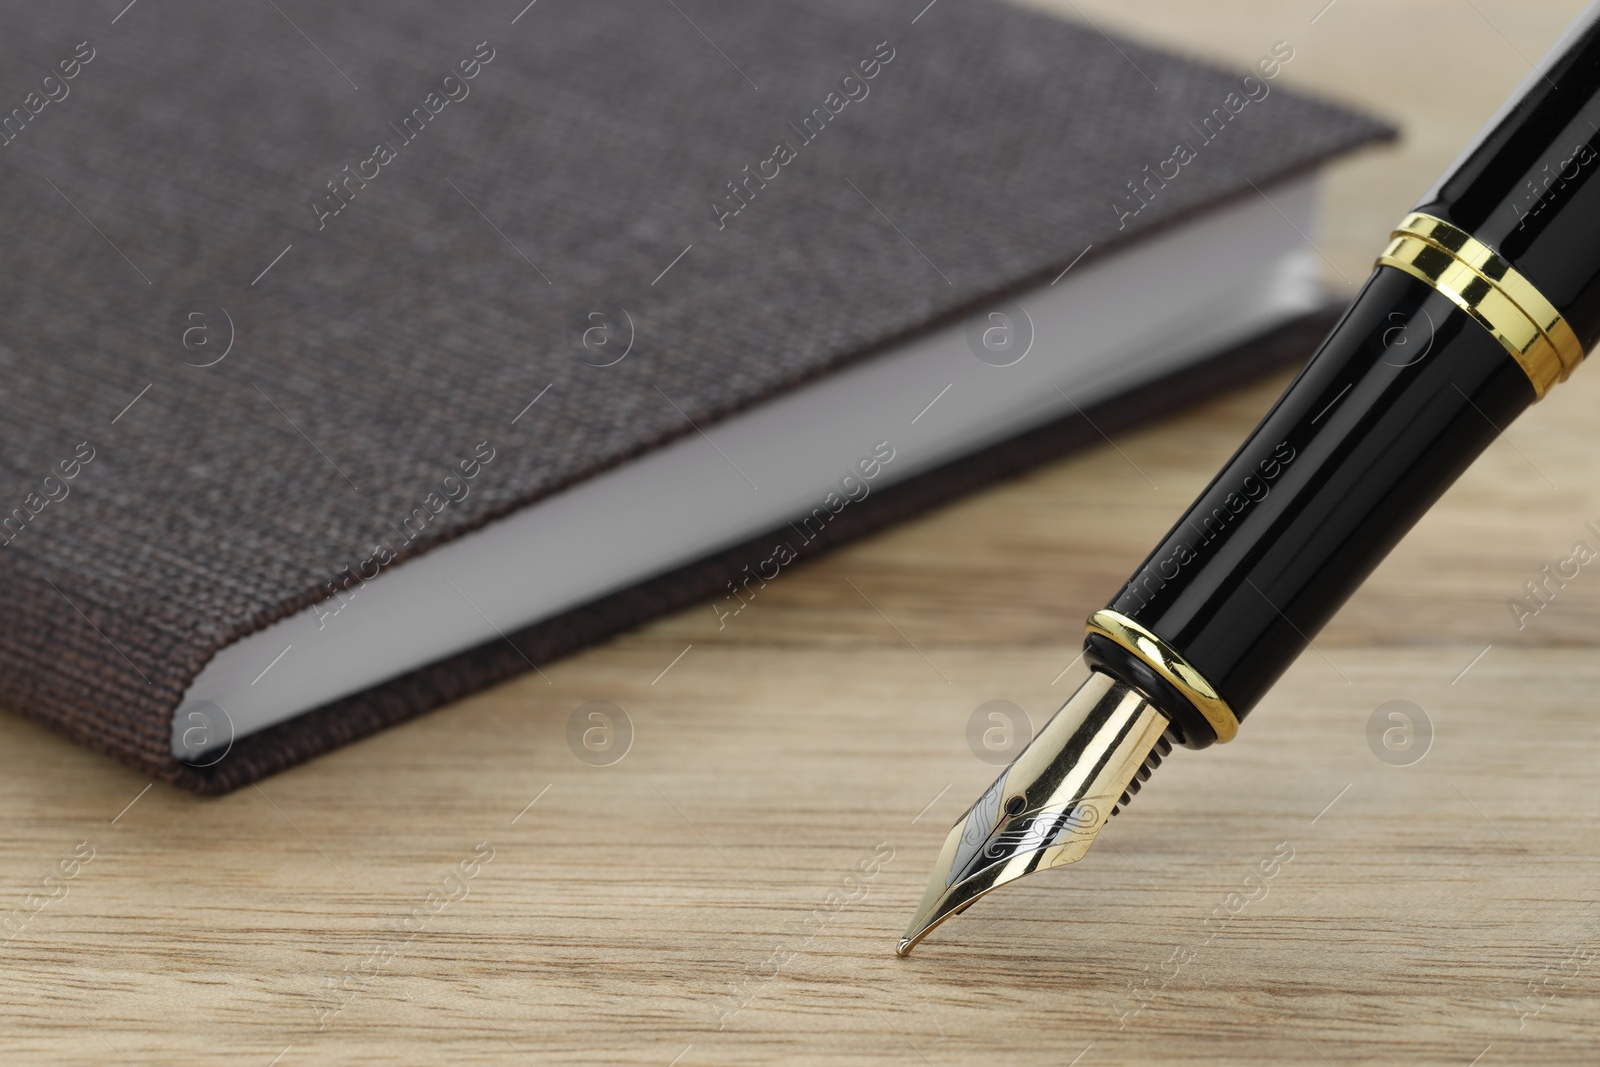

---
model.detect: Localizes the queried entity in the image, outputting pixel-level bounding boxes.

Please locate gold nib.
[897,671,1170,955]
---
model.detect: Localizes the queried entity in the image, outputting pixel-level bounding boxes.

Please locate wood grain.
[4,1,1600,1064]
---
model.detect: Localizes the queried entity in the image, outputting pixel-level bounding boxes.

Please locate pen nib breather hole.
[1004,795,1027,816]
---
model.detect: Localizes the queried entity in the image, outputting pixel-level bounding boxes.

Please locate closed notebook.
[0,0,1391,792]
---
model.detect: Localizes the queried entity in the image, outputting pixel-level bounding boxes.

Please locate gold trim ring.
[1085,609,1239,743]
[1376,212,1583,399]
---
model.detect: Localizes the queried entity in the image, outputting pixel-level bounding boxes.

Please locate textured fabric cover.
[0,0,1391,790]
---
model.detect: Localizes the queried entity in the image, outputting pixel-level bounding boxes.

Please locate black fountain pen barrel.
[1086,10,1600,747]
[1086,267,1535,748]
[1415,7,1600,348]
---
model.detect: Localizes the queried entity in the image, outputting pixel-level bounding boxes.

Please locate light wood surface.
[4,2,1600,1064]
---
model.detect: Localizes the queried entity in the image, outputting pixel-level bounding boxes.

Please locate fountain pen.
[900,5,1600,954]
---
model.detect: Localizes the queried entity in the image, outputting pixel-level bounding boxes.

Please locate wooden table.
[4,1,1599,1063]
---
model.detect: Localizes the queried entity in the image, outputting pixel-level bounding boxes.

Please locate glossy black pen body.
[901,2,1600,954]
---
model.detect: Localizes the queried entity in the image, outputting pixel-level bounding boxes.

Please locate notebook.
[0,0,1391,791]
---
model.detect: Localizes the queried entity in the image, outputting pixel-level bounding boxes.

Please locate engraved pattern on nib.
[948,793,1115,889]
[947,772,1007,886]
[978,800,1107,863]
[1112,729,1174,816]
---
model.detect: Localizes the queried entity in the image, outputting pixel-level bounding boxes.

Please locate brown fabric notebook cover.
[0,0,1391,792]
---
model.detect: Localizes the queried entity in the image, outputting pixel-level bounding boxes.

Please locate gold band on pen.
[1085,609,1239,743]
[1376,212,1584,399]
